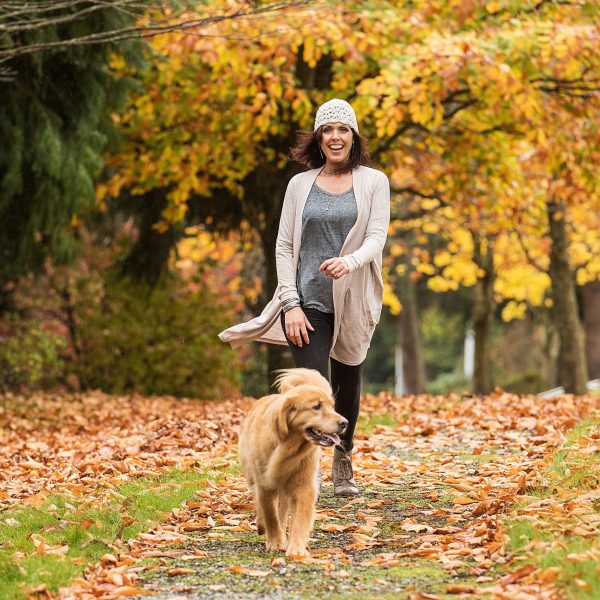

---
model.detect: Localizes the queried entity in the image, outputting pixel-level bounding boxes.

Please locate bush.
[75,276,238,399]
[0,316,65,389]
[501,371,545,395]
[420,305,466,381]
[426,370,471,396]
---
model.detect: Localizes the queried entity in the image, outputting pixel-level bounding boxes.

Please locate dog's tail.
[273,368,332,395]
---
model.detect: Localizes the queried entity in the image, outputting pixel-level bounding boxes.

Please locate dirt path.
[65,390,599,599]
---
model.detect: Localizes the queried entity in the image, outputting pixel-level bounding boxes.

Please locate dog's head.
[275,378,348,446]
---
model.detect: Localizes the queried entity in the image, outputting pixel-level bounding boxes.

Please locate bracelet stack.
[281,297,301,313]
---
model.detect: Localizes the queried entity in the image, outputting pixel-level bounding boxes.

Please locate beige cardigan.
[218,164,390,365]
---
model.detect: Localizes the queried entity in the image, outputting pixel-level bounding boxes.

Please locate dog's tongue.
[321,432,340,445]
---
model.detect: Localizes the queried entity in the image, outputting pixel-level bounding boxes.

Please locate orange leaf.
[167,568,195,576]
[452,496,478,505]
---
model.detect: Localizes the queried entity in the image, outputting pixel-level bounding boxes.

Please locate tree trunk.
[532,309,560,390]
[261,226,294,386]
[472,235,495,394]
[582,280,600,380]
[547,200,588,394]
[249,164,301,385]
[120,188,181,287]
[396,277,426,393]
[0,286,15,316]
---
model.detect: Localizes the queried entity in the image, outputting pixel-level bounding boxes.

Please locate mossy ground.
[136,482,486,599]
[133,429,497,600]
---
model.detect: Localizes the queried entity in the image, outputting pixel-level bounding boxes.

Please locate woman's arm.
[342,173,390,272]
[275,175,301,311]
[275,175,314,346]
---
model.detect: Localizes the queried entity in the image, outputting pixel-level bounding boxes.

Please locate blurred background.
[1,0,598,399]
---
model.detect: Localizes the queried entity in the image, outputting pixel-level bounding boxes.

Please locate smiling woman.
[220,98,390,498]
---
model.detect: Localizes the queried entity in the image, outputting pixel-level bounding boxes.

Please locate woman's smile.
[321,123,353,163]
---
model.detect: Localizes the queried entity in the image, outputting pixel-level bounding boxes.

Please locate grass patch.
[356,413,398,436]
[461,453,498,464]
[505,414,600,598]
[0,468,221,600]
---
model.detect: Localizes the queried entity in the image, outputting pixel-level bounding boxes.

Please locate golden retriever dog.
[238,368,348,557]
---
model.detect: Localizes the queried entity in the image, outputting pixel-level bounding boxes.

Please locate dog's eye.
[313,403,322,411]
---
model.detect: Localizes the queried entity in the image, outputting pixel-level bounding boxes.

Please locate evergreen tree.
[0,3,145,310]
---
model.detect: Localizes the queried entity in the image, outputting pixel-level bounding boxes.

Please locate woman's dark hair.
[289,126,371,174]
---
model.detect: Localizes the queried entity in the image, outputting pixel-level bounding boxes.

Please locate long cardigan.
[218,164,390,365]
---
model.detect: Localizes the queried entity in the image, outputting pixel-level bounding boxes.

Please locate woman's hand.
[320,257,349,280]
[284,307,314,347]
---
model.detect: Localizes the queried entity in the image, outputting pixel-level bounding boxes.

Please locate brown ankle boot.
[332,447,359,497]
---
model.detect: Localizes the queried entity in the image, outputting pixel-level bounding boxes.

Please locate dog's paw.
[285,545,309,558]
[265,538,286,552]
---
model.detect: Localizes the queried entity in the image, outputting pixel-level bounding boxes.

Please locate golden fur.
[238,368,347,557]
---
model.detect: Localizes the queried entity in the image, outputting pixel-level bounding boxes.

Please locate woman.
[220,98,390,496]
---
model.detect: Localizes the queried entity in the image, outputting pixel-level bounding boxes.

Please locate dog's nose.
[338,418,348,432]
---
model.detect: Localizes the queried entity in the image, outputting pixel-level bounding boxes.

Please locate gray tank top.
[297,182,358,313]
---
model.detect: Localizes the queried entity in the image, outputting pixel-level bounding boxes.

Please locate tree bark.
[582,280,600,380]
[120,188,181,287]
[246,163,301,385]
[261,218,294,387]
[472,235,495,394]
[396,277,426,393]
[532,309,560,390]
[547,200,588,394]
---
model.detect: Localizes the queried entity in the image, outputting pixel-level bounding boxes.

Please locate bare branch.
[514,228,548,273]
[0,0,310,70]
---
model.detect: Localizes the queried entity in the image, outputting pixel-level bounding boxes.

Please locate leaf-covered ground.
[1,389,599,599]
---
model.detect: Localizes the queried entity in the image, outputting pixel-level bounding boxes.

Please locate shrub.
[426,370,471,396]
[75,275,238,399]
[0,316,66,389]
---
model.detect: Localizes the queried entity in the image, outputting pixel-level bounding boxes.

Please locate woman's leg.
[330,358,363,497]
[281,308,333,499]
[330,358,363,451]
[280,308,334,379]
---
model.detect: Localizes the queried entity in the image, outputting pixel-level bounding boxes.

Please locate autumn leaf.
[452,496,478,505]
[166,568,196,576]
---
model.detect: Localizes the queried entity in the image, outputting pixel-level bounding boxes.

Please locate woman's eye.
[313,403,322,410]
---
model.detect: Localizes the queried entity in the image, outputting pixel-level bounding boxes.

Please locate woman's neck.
[321,162,350,176]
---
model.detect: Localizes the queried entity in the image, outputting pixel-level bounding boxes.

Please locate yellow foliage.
[433,251,452,268]
[383,285,402,316]
[98,0,599,316]
[494,264,551,305]
[416,263,436,276]
[428,276,458,293]
[501,300,528,322]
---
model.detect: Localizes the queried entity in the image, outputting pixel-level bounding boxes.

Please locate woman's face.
[320,122,353,165]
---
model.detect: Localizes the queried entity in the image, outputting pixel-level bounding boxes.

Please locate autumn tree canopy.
[98,0,599,390]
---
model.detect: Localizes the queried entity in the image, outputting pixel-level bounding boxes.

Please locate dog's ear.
[274,393,298,439]
[274,368,332,395]
[275,407,289,439]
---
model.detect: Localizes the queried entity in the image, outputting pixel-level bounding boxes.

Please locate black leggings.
[280,307,363,451]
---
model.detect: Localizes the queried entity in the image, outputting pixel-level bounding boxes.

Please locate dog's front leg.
[255,498,265,535]
[277,494,289,548]
[257,486,286,551]
[285,486,317,557]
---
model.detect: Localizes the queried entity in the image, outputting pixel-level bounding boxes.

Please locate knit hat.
[313,99,359,133]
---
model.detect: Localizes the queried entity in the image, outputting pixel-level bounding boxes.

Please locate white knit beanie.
[313,99,359,133]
